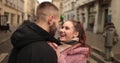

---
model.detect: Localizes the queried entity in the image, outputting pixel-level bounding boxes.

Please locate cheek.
[66,31,74,39]
[60,36,73,42]
[60,31,74,42]
[53,22,58,30]
[55,21,59,29]
[66,33,73,39]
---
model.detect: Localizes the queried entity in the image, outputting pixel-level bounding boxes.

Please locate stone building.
[24,0,39,21]
[111,0,120,37]
[62,0,120,37]
[0,0,24,26]
[62,0,76,20]
[52,0,64,15]
[0,0,38,27]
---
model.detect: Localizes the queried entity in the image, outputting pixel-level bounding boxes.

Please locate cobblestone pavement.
[0,25,17,63]
[0,40,12,63]
[0,25,17,44]
[0,31,11,44]
[86,31,120,62]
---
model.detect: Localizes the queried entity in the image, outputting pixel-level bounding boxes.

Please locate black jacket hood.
[11,21,61,49]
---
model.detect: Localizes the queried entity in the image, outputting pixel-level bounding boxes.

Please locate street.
[0,39,12,63]
[0,30,120,63]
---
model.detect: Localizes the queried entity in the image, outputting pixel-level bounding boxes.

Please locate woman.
[58,20,90,63]
[48,20,90,63]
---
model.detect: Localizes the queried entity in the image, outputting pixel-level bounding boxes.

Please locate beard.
[49,22,57,36]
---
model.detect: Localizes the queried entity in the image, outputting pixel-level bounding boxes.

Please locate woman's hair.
[70,20,91,56]
[70,20,86,46]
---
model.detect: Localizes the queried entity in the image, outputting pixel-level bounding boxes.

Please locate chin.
[60,38,66,42]
[50,30,56,36]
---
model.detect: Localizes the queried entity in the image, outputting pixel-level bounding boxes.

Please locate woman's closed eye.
[61,26,70,30]
[65,26,69,30]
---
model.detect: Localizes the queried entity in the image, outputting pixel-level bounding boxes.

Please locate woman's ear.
[74,32,79,38]
[72,32,79,41]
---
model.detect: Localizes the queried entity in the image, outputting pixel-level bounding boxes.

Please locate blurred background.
[0,0,120,63]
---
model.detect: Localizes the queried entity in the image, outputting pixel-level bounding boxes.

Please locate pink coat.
[48,42,90,63]
[58,44,90,63]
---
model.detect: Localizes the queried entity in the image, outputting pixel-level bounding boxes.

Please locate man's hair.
[36,2,59,21]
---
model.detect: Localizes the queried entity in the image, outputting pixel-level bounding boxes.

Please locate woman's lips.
[60,33,66,37]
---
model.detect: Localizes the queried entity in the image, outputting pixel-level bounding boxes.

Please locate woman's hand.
[48,42,61,58]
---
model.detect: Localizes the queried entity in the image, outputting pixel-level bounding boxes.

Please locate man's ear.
[48,16,53,25]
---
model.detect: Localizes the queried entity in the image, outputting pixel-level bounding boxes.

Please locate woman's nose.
[60,28,64,33]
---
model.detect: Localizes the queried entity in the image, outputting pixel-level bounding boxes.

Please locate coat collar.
[28,22,61,45]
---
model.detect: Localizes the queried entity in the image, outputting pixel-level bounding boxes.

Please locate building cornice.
[76,0,95,8]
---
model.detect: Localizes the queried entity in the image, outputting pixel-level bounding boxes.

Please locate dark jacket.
[8,21,61,63]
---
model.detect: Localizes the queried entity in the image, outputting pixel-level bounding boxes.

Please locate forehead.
[63,21,74,27]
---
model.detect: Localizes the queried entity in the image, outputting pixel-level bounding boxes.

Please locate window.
[11,13,14,25]
[17,15,20,24]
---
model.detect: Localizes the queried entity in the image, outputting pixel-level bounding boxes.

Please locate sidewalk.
[0,25,17,63]
[0,25,18,48]
[0,25,17,44]
[0,31,11,45]
[0,31,12,63]
[86,31,120,62]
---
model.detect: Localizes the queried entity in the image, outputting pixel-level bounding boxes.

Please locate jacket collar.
[28,22,61,45]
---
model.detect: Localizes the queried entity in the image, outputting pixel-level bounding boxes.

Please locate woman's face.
[59,21,77,42]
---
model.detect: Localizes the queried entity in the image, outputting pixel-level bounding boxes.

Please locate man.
[8,2,61,63]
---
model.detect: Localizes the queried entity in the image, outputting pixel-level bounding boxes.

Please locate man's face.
[49,15,60,36]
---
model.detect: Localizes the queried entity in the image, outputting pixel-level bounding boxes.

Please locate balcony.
[4,0,12,7]
[76,0,95,8]
[102,0,111,5]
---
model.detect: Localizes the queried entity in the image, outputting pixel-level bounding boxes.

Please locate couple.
[7,2,90,63]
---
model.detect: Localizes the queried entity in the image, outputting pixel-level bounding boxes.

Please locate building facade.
[24,0,39,21]
[75,0,99,33]
[62,0,120,37]
[35,1,39,16]
[0,0,3,25]
[62,0,76,20]
[111,0,120,37]
[0,0,24,26]
[52,0,64,15]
